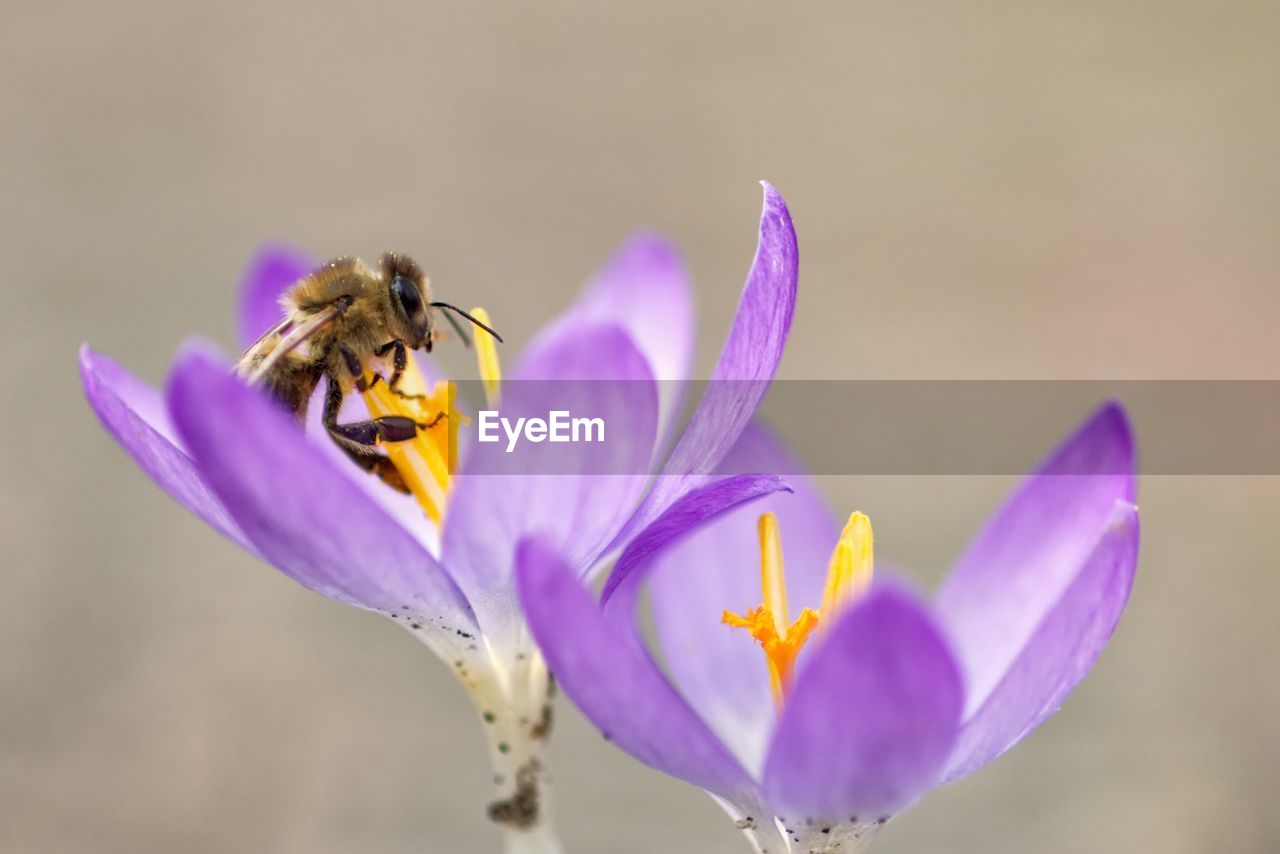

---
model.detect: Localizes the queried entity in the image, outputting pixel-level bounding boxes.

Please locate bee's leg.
[322,374,418,494]
[323,374,422,444]
[338,344,379,393]
[336,445,412,494]
[376,339,427,401]
[388,340,407,388]
[328,417,421,446]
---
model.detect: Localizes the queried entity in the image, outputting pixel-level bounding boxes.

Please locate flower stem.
[712,796,789,854]
[497,812,563,854]
[466,644,564,854]
[739,819,790,854]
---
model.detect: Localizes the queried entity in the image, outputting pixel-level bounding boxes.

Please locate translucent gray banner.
[445,381,1279,475]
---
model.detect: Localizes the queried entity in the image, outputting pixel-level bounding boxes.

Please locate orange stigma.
[722,511,874,707]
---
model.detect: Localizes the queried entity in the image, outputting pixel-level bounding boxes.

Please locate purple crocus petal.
[935,401,1135,715]
[614,182,798,543]
[518,233,693,443]
[763,584,964,819]
[442,325,657,622]
[516,538,759,802]
[600,473,793,606]
[235,243,314,349]
[166,345,474,625]
[942,501,1139,784]
[79,345,254,552]
[638,424,841,767]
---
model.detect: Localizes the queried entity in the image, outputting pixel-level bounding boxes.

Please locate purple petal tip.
[167,338,232,383]
[619,230,682,263]
[78,343,100,385]
[1073,399,1137,495]
[237,244,314,349]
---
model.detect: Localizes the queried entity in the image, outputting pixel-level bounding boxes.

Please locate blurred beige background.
[3,1,1278,851]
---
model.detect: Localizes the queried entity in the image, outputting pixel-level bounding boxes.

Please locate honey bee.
[236,252,501,493]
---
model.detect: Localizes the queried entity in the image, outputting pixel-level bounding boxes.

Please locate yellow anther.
[471,307,501,407]
[362,355,458,524]
[724,511,876,708]
[358,308,502,526]
[819,512,874,621]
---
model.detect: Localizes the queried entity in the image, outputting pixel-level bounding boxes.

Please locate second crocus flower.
[518,403,1139,852]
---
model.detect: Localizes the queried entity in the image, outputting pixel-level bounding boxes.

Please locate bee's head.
[381,253,434,350]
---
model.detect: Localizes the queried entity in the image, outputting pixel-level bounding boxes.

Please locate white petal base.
[714,795,883,854]
[784,819,881,853]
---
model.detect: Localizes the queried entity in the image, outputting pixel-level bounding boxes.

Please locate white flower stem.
[462,641,564,854]
[713,795,789,854]
[740,819,790,854]
[499,817,563,854]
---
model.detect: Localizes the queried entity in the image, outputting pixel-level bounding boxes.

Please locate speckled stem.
[465,643,563,854]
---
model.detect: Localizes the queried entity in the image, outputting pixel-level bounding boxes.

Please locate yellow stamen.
[471,307,501,407]
[363,370,457,523]
[819,512,874,620]
[359,307,502,525]
[723,511,876,707]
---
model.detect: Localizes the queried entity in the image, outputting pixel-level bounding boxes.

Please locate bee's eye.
[390,276,423,317]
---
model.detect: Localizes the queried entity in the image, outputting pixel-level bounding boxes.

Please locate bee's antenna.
[436,306,473,348]
[430,302,504,345]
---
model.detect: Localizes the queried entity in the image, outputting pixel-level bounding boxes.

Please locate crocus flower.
[79,183,798,852]
[517,403,1138,852]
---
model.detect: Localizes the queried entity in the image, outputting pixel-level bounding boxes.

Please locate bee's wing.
[235,306,342,385]
[234,317,294,375]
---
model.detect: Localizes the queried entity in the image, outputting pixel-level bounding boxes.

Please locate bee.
[235,252,501,493]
